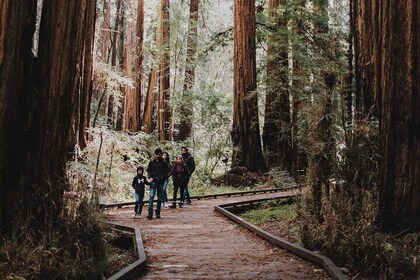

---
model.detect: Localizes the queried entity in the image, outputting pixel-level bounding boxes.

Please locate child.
[132,166,151,218]
[170,155,190,208]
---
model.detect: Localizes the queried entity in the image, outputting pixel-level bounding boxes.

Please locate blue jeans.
[148,182,164,213]
[184,177,191,201]
[162,179,170,203]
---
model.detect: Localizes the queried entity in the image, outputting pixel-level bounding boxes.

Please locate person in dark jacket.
[131,166,152,218]
[146,148,171,219]
[161,151,172,207]
[181,146,195,205]
[170,155,190,208]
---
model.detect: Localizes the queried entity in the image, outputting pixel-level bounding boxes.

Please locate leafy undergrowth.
[0,202,106,280]
[299,191,420,279]
[211,168,297,189]
[241,196,420,279]
[241,200,301,245]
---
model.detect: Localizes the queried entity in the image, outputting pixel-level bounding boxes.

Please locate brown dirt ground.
[106,190,331,279]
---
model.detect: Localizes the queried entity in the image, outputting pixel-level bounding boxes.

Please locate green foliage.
[298,187,419,278]
[242,201,296,226]
[0,200,106,279]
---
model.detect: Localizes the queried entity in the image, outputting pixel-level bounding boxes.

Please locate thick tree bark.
[78,0,97,149]
[123,0,138,132]
[178,0,199,141]
[127,0,144,132]
[143,30,158,134]
[143,66,158,134]
[375,0,419,231]
[0,0,37,232]
[231,0,266,172]
[98,0,111,116]
[116,1,127,131]
[101,0,111,63]
[262,0,291,170]
[107,0,123,128]
[354,0,376,117]
[158,0,171,141]
[27,0,96,230]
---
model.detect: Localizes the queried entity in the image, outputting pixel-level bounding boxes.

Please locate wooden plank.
[106,223,147,280]
[101,184,306,209]
[214,199,347,280]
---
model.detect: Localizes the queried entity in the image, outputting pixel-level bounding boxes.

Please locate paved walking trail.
[106,189,330,279]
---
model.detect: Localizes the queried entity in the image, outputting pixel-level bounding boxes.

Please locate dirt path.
[107,190,330,279]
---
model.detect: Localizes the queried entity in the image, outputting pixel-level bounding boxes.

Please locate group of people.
[131,146,196,220]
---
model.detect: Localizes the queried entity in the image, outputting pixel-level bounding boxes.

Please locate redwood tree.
[374,0,419,230]
[354,0,376,117]
[178,0,199,141]
[263,0,291,170]
[231,0,266,172]
[0,0,97,232]
[158,0,171,141]
[0,0,37,232]
[78,0,97,149]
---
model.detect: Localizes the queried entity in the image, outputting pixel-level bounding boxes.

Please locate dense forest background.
[0,0,418,279]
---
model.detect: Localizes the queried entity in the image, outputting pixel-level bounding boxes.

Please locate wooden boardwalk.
[107,190,330,279]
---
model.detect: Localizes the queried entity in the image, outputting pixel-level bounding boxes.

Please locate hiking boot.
[186,199,192,205]
[155,210,161,219]
[179,203,184,208]
[147,209,153,220]
[169,203,176,209]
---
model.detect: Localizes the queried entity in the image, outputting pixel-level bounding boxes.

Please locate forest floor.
[106,190,330,279]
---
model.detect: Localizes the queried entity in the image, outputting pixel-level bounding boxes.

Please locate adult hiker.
[181,146,195,205]
[161,151,172,208]
[170,155,190,208]
[146,148,171,219]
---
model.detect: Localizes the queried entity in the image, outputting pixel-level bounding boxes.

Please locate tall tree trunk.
[231,0,266,172]
[143,30,158,134]
[78,0,97,149]
[354,0,375,117]
[291,4,308,180]
[143,66,158,133]
[0,0,37,233]
[129,0,144,132]
[107,0,123,128]
[375,0,419,231]
[116,0,127,131]
[28,0,95,230]
[178,0,199,141]
[101,0,111,63]
[263,0,291,170]
[344,0,354,127]
[123,0,138,132]
[158,0,171,141]
[98,0,111,116]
